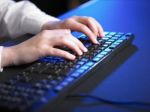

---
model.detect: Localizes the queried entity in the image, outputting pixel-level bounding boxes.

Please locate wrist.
[41,20,62,31]
[1,47,15,68]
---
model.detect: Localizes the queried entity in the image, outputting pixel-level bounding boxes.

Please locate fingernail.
[102,32,105,37]
[94,39,99,44]
[79,51,83,55]
[98,32,101,37]
[97,33,100,37]
[99,32,105,37]
[83,47,88,52]
[96,42,100,45]
[71,55,76,60]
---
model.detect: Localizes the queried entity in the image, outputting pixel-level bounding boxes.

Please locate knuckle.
[37,43,47,51]
[64,52,72,58]
[87,17,94,23]
[78,40,84,46]
[37,44,49,56]
[63,19,74,28]
[55,50,68,58]
[61,51,67,57]
[80,25,87,31]
[64,18,74,24]
[60,35,67,43]
[49,48,55,55]
[42,30,49,34]
[63,29,71,34]
[40,30,49,37]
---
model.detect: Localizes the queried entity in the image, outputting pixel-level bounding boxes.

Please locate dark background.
[15,0,89,16]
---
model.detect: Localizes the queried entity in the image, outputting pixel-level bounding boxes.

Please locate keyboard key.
[106,35,112,38]
[76,69,85,74]
[105,41,112,45]
[50,80,58,86]
[95,54,104,58]
[71,72,81,78]
[104,32,109,35]
[102,37,109,40]
[100,46,105,50]
[114,34,122,37]
[125,33,133,37]
[81,58,88,62]
[85,43,92,47]
[109,44,118,49]
[117,32,124,35]
[119,36,127,40]
[109,32,116,35]
[113,41,120,45]
[108,39,116,42]
[80,65,90,70]
[100,51,108,55]
[61,81,68,86]
[85,61,95,67]
[54,85,63,92]
[65,77,74,82]
[78,34,86,38]
[74,64,80,69]
[102,44,109,47]
[104,48,112,52]
[116,39,124,43]
[111,36,119,40]
[77,61,85,65]
[93,57,101,62]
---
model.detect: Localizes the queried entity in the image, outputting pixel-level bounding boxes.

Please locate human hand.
[1,29,88,67]
[42,16,104,44]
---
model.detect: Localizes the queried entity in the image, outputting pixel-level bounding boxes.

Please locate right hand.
[1,29,88,67]
[42,16,104,44]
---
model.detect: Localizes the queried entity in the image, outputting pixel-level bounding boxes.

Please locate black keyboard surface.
[0,32,134,112]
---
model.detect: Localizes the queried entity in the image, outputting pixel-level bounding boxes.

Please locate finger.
[93,19,104,37]
[78,16,104,37]
[70,35,88,52]
[48,29,71,36]
[55,36,83,56]
[50,48,76,60]
[67,20,98,44]
[74,16,104,38]
[74,16,99,36]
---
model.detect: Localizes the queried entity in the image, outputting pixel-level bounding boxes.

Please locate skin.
[1,16,104,68]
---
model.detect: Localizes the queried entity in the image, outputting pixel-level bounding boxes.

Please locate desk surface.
[56,0,150,111]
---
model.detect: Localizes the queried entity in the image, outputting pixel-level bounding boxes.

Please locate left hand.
[42,16,104,44]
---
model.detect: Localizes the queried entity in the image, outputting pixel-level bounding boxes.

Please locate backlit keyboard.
[0,32,134,112]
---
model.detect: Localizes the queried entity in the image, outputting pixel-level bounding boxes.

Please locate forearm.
[0,46,3,72]
[0,0,59,38]
[0,46,15,71]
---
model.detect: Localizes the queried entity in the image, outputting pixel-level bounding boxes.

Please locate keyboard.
[0,32,134,112]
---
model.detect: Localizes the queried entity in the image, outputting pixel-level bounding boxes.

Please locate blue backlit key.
[104,48,112,52]
[93,57,101,62]
[85,61,94,67]
[109,44,118,49]
[100,51,108,55]
[71,72,81,78]
[96,54,104,58]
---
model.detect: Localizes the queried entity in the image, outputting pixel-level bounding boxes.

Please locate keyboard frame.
[35,33,135,112]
